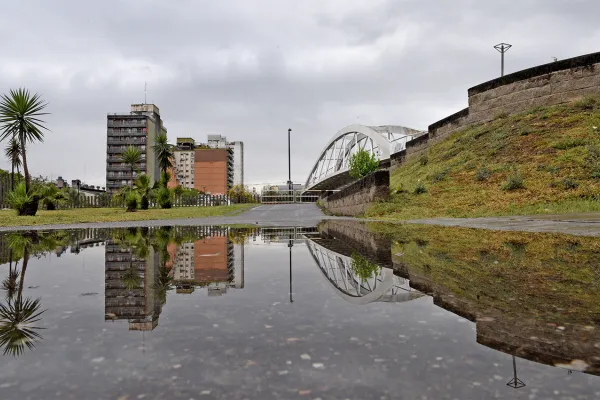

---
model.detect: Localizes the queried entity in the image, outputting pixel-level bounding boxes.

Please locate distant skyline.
[1,0,599,186]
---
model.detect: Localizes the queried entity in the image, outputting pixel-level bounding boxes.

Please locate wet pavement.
[0,221,599,399]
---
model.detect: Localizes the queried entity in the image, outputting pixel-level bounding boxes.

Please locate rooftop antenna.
[144,82,147,104]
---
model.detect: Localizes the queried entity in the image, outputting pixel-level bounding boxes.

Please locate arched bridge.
[305,125,425,191]
[306,238,424,305]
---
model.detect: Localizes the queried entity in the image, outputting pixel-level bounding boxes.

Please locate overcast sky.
[1,0,598,187]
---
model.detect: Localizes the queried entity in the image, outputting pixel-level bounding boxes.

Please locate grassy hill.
[367,97,600,219]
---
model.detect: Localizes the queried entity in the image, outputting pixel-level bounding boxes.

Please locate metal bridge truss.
[305,125,425,191]
[306,239,424,305]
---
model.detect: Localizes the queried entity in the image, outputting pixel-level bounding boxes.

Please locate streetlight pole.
[494,43,512,77]
[288,238,293,303]
[287,128,293,202]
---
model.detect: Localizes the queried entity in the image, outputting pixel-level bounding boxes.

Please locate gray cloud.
[0,0,598,186]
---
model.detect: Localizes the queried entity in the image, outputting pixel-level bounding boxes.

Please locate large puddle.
[0,221,599,399]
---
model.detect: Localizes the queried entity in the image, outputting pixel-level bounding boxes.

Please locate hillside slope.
[367,97,600,219]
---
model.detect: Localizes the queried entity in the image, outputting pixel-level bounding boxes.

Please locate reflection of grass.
[0,204,256,227]
[368,100,600,219]
[369,222,600,325]
[350,252,381,281]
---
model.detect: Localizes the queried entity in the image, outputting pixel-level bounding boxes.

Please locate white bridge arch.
[306,239,424,305]
[304,125,425,191]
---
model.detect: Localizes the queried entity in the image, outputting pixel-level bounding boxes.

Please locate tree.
[134,173,152,210]
[4,138,21,191]
[152,133,173,187]
[120,146,141,188]
[348,149,380,179]
[0,89,49,199]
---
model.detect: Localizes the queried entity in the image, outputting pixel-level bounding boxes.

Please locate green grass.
[0,204,256,227]
[367,98,600,220]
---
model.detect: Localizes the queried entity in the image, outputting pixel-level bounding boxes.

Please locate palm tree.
[152,133,173,187]
[4,138,21,191]
[134,173,152,210]
[0,88,49,196]
[120,146,141,188]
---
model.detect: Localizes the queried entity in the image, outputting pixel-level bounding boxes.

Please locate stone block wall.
[391,51,600,170]
[320,170,389,216]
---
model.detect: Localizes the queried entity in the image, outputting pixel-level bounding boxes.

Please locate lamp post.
[506,355,526,389]
[287,128,293,201]
[288,238,294,303]
[494,43,512,77]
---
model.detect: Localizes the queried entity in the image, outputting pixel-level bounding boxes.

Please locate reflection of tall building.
[172,228,244,296]
[104,241,162,331]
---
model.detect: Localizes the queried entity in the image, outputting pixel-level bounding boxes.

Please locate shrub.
[7,183,33,215]
[475,167,492,182]
[157,187,173,209]
[551,138,586,150]
[561,178,579,190]
[350,252,381,281]
[574,95,599,110]
[125,191,138,212]
[414,182,428,194]
[419,154,428,166]
[587,146,600,178]
[430,168,449,183]
[348,149,380,179]
[501,168,525,191]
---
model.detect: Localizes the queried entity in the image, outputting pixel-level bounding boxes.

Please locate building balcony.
[107,165,133,171]
[107,120,147,128]
[107,173,138,179]
[107,138,147,145]
[107,129,147,137]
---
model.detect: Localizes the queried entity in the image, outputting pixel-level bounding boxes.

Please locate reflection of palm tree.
[0,234,46,356]
[0,297,45,356]
[121,264,142,290]
[153,266,174,305]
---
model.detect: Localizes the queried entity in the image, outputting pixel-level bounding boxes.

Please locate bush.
[501,168,525,191]
[551,138,586,150]
[430,168,449,183]
[419,154,429,166]
[350,252,381,282]
[561,178,579,190]
[348,149,380,179]
[7,183,33,215]
[475,167,492,181]
[157,187,173,209]
[414,182,428,194]
[574,95,599,110]
[587,146,600,178]
[125,191,138,212]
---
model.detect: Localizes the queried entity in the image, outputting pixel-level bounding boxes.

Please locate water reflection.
[0,222,599,397]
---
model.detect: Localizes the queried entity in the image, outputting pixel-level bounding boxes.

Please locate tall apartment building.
[104,240,162,331]
[171,137,234,195]
[106,104,167,194]
[172,230,244,296]
[207,135,244,186]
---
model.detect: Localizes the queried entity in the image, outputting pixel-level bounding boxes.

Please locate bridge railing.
[260,190,318,204]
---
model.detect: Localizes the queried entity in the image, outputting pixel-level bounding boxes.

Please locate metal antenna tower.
[494,43,512,77]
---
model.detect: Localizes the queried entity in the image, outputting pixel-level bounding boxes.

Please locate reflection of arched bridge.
[306,238,424,305]
[305,125,425,191]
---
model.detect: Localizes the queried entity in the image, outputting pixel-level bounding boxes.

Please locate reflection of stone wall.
[319,220,392,267]
[392,257,600,376]
[320,170,389,216]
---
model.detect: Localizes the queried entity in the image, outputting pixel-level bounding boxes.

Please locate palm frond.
[0,297,46,357]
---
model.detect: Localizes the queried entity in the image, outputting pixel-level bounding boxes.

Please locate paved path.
[0,204,337,232]
[408,212,600,237]
[2,205,600,237]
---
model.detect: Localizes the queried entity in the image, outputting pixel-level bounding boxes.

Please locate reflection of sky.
[1,242,599,400]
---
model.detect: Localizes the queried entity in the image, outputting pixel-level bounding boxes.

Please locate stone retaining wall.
[320,170,389,216]
[391,51,600,171]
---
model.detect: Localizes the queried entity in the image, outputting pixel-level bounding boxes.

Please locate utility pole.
[494,43,512,77]
[287,128,292,200]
